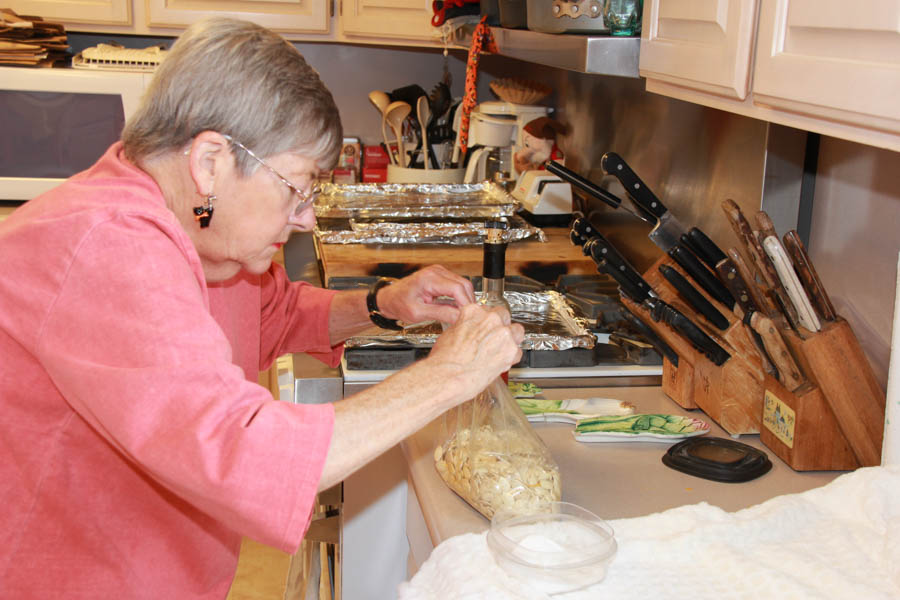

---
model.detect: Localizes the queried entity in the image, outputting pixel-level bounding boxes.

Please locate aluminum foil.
[315,214,546,245]
[314,181,515,219]
[344,291,595,351]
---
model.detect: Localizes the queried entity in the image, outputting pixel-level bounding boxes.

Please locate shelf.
[449,24,641,78]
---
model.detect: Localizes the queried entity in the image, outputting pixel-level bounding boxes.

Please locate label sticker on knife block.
[763,390,796,448]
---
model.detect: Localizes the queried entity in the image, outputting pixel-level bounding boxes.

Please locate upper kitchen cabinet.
[145,0,330,34]
[339,0,434,42]
[10,0,130,26]
[640,0,900,152]
[639,0,758,99]
[752,1,900,145]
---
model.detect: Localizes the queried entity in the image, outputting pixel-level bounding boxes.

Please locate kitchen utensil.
[570,217,653,301]
[658,264,729,330]
[782,230,837,322]
[726,247,773,319]
[416,95,432,170]
[546,160,652,223]
[687,227,728,270]
[762,236,821,332]
[429,81,452,121]
[749,311,805,391]
[643,297,731,366]
[600,151,686,250]
[662,437,772,482]
[384,100,411,167]
[667,245,735,308]
[622,308,679,366]
[487,502,616,595]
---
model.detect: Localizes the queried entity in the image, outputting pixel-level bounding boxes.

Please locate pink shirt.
[0,143,342,599]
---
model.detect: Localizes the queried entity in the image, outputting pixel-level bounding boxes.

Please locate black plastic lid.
[662,436,772,483]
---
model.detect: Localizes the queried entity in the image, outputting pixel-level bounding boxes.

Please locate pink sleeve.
[37,216,332,552]
[258,264,344,370]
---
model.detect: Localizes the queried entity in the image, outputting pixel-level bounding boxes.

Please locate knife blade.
[643,297,731,366]
[546,160,653,223]
[621,308,679,367]
[600,152,685,250]
[782,230,837,322]
[667,245,736,309]
[762,236,822,332]
[658,264,729,330]
[687,227,728,271]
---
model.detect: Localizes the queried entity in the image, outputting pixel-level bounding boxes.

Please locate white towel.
[399,466,900,599]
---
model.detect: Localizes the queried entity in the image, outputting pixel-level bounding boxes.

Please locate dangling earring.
[193,183,215,228]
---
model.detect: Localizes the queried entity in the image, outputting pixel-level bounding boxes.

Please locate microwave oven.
[0,66,152,201]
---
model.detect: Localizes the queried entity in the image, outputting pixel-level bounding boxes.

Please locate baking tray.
[314,181,516,220]
[314,213,545,245]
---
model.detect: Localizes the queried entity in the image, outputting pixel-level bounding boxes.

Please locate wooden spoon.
[384,100,411,168]
[416,95,432,170]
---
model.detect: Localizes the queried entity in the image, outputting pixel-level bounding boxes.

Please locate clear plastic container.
[487,501,617,594]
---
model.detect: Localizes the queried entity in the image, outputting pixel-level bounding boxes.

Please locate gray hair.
[122,17,342,174]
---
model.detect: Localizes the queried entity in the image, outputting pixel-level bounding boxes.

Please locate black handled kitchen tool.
[643,298,731,366]
[687,227,728,271]
[570,218,654,302]
[546,161,653,223]
[658,264,729,330]
[600,152,685,251]
[662,437,772,483]
[622,308,679,367]
[668,245,736,309]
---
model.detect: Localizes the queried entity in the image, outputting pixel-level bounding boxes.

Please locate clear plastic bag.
[433,377,562,519]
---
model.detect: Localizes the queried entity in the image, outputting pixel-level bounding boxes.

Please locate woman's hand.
[426,303,525,399]
[376,265,476,326]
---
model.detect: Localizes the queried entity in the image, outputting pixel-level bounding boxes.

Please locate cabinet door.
[639,0,759,100]
[340,0,434,41]
[146,0,329,34]
[8,0,130,25]
[753,0,900,135]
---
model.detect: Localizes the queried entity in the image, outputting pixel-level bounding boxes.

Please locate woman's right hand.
[426,303,525,401]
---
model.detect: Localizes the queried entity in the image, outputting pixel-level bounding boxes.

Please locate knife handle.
[546,161,624,211]
[754,211,780,244]
[721,199,779,291]
[714,256,761,317]
[600,152,667,221]
[644,298,730,366]
[668,245,736,309]
[658,264,729,330]
[585,238,652,303]
[687,227,728,270]
[782,230,837,321]
[762,236,822,332]
[622,308,679,367]
[749,312,805,392]
[585,236,654,302]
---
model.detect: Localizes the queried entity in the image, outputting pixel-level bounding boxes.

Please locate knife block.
[778,319,885,467]
[630,255,883,470]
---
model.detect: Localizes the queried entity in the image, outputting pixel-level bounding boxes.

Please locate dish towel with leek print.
[398,466,900,599]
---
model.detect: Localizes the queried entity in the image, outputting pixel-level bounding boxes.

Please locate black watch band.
[366,277,403,330]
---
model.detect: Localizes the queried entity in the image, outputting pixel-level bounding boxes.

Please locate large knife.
[658,264,729,330]
[686,227,728,271]
[715,256,805,391]
[782,230,837,322]
[545,161,654,223]
[667,245,736,309]
[643,297,731,366]
[600,152,685,251]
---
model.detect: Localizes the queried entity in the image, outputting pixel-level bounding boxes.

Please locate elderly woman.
[0,17,523,599]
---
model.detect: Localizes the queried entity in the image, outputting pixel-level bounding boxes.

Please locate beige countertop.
[402,385,845,547]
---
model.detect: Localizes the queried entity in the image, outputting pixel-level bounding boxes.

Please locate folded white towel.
[399,466,900,599]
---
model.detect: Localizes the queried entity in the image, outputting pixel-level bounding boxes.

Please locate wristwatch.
[366,277,403,330]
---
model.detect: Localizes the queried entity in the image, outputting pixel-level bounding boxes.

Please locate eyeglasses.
[222,134,320,215]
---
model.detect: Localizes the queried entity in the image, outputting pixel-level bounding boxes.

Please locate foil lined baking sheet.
[315,213,546,245]
[344,291,594,351]
[314,181,515,219]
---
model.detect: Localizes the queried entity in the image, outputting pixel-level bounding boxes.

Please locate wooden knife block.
[627,255,882,470]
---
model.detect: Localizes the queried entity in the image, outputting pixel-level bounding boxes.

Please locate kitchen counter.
[401,385,844,562]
